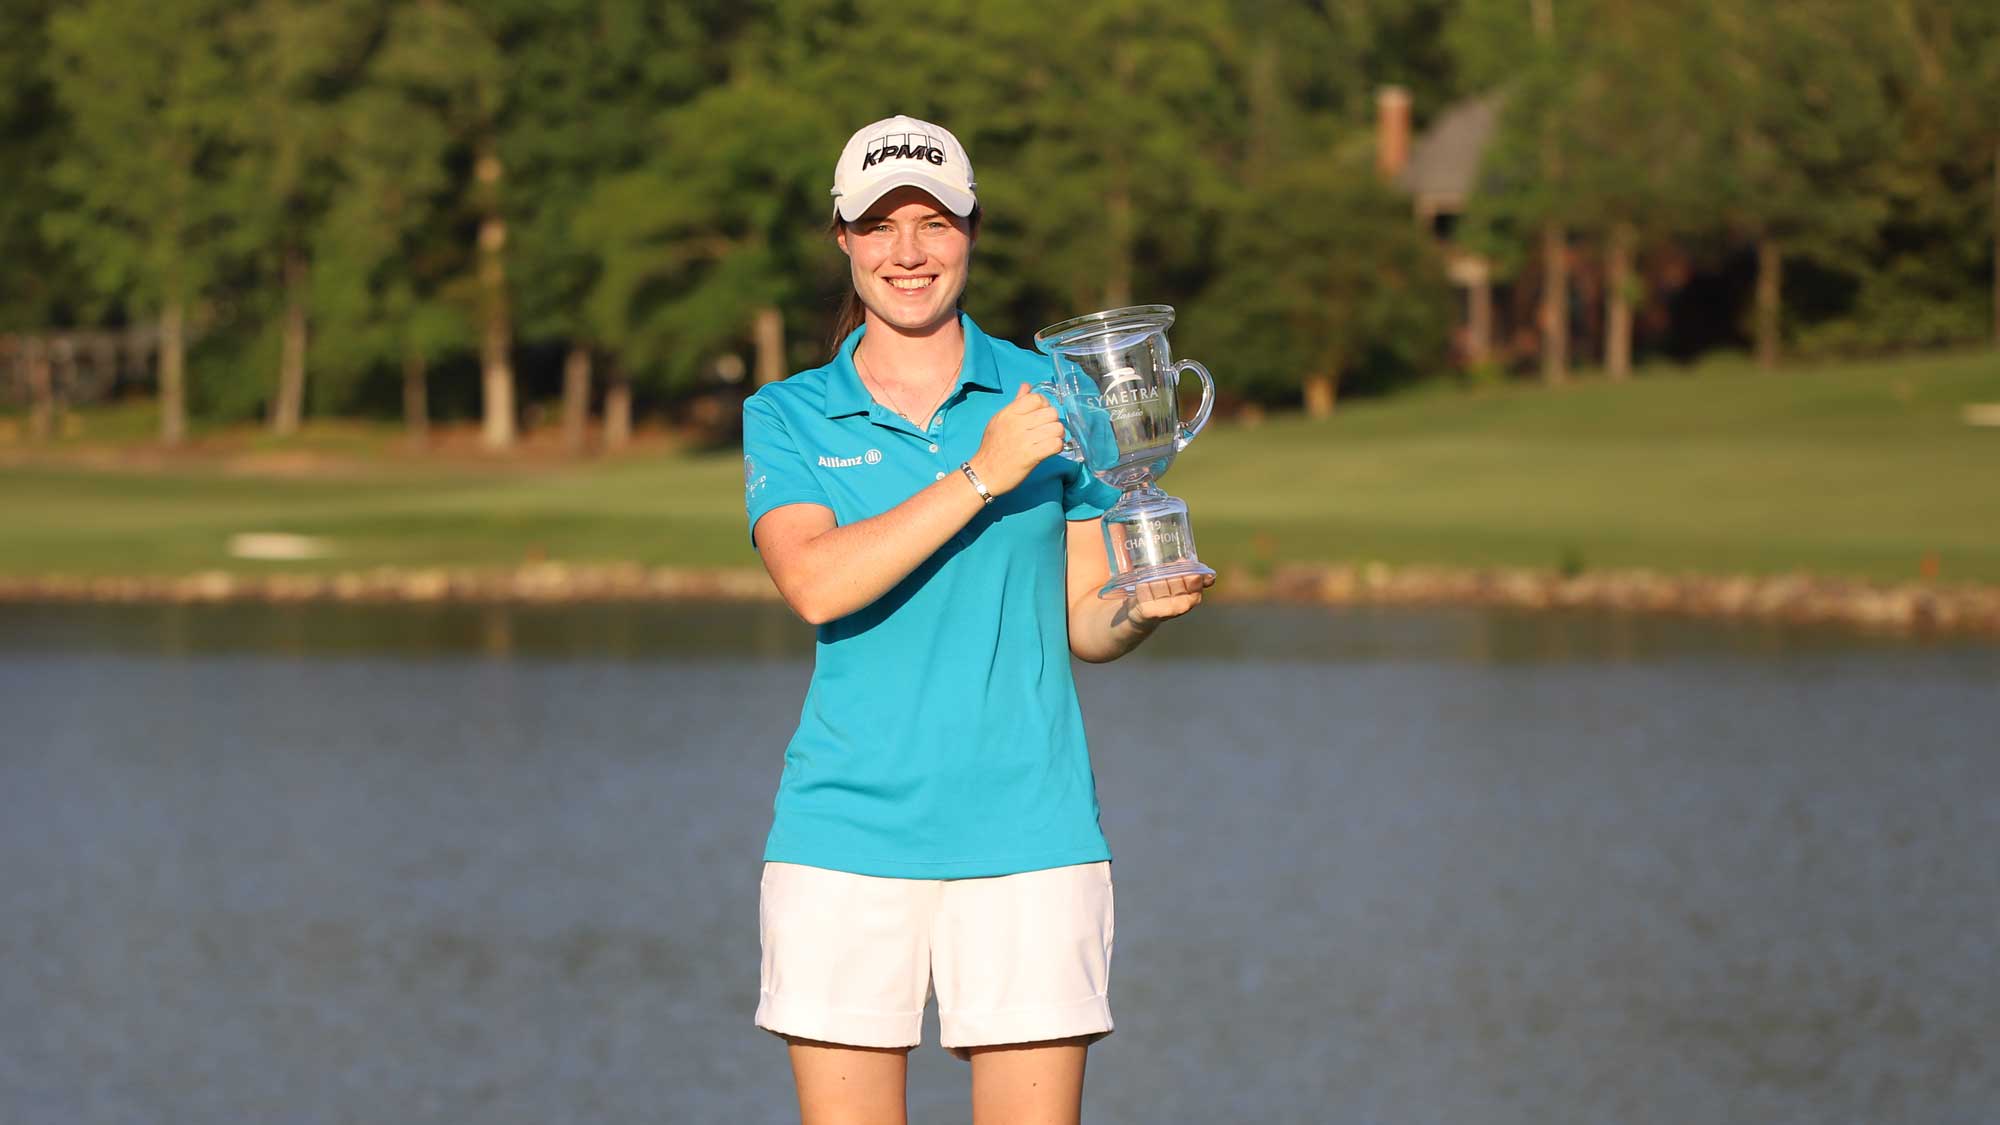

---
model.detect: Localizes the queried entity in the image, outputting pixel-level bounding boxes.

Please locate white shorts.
[755,860,1115,1058]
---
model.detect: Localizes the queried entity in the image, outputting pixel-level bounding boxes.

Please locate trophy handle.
[1171,359,1215,452]
[1028,381,1085,462]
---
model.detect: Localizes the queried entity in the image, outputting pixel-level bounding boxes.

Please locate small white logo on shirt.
[819,449,882,468]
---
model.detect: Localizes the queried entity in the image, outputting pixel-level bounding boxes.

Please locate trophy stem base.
[1096,483,1210,600]
[1098,557,1216,600]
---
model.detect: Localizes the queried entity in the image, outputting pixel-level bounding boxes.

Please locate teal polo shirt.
[742,313,1123,879]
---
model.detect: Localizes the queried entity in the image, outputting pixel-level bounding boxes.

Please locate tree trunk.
[603,365,632,451]
[1755,234,1782,370]
[1532,0,1566,386]
[26,336,53,441]
[1467,272,1494,366]
[119,326,143,380]
[1604,221,1634,380]
[1539,221,1569,385]
[159,302,187,446]
[475,138,516,449]
[402,349,429,451]
[1992,139,1998,349]
[753,306,785,386]
[1303,373,1337,418]
[562,341,592,455]
[86,336,115,399]
[52,337,76,423]
[271,247,309,436]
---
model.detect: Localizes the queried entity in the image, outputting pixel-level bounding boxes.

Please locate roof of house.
[1398,94,1502,209]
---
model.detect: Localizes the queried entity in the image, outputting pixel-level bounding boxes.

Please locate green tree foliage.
[1975,5,2000,348]
[1348,0,1463,121]
[1560,0,1718,376]
[1802,0,2000,355]
[218,0,364,433]
[12,0,2000,440]
[0,0,77,442]
[1708,1,1893,367]
[956,0,1242,318]
[1185,0,1453,411]
[552,2,792,396]
[353,0,515,446]
[44,0,240,443]
[499,0,629,444]
[575,76,834,392]
[307,1,472,441]
[1455,0,1902,371]
[1977,5,2000,348]
[1195,147,1454,415]
[1448,0,1591,381]
[0,0,71,334]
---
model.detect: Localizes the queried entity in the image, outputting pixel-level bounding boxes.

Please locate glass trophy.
[1033,304,1216,600]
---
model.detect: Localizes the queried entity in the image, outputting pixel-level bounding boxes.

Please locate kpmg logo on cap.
[864,131,947,169]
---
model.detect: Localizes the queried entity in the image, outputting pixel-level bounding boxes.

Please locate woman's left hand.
[1128,573,1214,626]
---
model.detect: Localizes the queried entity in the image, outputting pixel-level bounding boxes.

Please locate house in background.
[1376,86,1728,376]
[1377,86,1503,367]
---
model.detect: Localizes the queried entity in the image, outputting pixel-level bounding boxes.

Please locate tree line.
[2,0,1995,447]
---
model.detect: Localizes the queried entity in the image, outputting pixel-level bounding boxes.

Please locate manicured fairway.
[3,350,1996,584]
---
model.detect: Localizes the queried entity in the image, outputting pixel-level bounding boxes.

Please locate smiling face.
[835,186,976,337]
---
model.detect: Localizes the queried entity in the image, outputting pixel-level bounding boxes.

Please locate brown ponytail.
[828,289,868,358]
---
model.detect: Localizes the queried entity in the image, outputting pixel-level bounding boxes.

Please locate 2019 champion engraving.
[1032,305,1217,599]
[1118,518,1185,572]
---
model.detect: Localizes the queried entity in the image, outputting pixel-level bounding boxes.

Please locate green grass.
[3,349,1997,584]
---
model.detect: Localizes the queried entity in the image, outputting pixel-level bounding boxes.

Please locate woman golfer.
[742,114,1210,1124]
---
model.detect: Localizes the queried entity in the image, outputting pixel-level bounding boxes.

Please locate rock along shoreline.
[2,561,1997,639]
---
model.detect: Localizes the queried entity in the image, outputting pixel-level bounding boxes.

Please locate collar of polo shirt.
[820,312,1005,420]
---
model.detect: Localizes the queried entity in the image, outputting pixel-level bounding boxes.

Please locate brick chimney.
[1376,86,1411,183]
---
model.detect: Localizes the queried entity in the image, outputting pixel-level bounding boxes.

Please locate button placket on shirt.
[865,408,933,488]
[927,404,951,480]
[932,404,987,548]
[870,395,979,538]
[871,400,957,485]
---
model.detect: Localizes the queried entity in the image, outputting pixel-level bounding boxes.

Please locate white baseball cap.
[829,115,978,222]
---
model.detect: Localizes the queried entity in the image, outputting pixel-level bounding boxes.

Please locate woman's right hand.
[967,384,1067,496]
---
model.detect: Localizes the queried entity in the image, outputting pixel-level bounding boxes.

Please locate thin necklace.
[856,344,961,427]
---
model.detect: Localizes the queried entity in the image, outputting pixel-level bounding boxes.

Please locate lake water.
[2,602,1996,1124]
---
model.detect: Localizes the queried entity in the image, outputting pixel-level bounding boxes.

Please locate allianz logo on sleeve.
[818,448,883,468]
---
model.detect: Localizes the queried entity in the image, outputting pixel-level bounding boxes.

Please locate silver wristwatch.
[959,461,994,505]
